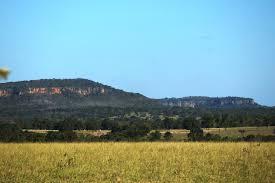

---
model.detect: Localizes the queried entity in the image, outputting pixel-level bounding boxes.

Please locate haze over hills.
[0,78,260,110]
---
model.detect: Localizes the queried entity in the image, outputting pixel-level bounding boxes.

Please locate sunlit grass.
[0,142,274,182]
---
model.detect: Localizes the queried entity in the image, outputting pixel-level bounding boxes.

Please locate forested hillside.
[0,79,274,130]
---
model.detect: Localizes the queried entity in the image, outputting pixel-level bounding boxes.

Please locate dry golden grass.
[0,142,274,183]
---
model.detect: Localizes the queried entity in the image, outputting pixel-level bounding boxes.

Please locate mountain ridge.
[0,78,260,109]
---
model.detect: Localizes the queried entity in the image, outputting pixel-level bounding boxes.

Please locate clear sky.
[0,0,274,106]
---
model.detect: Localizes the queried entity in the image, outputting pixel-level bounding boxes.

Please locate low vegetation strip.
[0,142,274,183]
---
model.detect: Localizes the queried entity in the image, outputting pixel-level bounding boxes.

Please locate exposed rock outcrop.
[159,96,257,108]
[0,86,107,97]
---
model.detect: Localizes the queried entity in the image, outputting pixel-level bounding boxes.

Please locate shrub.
[46,130,77,142]
[188,127,204,141]
[163,131,173,141]
[149,131,161,141]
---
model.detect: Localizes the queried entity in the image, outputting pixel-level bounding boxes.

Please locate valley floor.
[0,142,274,183]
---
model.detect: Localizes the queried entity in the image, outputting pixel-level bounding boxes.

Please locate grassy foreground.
[0,143,274,183]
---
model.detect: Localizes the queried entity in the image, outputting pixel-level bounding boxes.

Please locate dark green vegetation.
[0,79,275,142]
[3,106,275,130]
[1,122,275,142]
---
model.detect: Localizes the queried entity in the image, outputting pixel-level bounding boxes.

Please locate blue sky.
[0,0,274,106]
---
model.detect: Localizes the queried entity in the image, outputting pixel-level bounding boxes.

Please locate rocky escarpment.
[0,86,106,97]
[0,79,152,108]
[0,79,110,97]
[159,96,258,108]
[0,79,260,110]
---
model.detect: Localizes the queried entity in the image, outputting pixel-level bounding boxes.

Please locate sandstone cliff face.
[161,100,196,108]
[159,97,257,108]
[0,87,107,97]
[0,89,10,97]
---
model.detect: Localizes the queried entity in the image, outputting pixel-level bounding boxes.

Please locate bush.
[0,123,23,142]
[163,131,173,140]
[204,133,221,141]
[188,127,204,141]
[243,135,256,141]
[104,122,151,141]
[46,130,77,142]
[149,131,161,141]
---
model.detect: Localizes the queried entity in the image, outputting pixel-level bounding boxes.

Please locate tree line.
[1,119,274,142]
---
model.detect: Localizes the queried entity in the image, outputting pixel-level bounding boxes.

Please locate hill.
[0,78,155,109]
[0,78,260,108]
[0,78,263,121]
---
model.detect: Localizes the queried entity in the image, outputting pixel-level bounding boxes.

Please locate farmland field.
[0,142,274,183]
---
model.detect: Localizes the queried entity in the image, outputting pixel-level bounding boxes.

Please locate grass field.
[0,142,274,183]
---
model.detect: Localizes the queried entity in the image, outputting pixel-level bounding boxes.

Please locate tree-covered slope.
[0,78,264,121]
[0,79,155,109]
